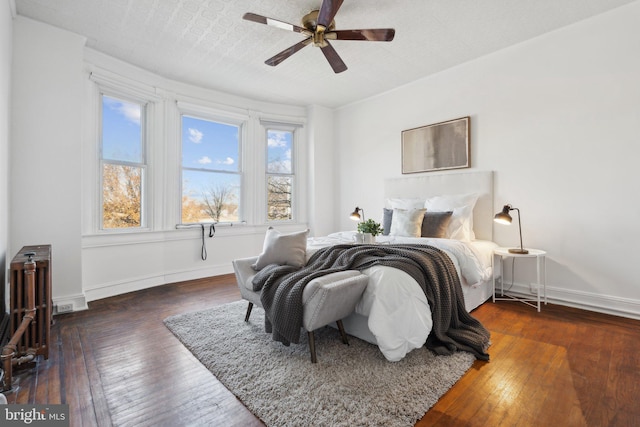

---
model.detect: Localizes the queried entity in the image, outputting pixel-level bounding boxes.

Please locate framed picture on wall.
[401,116,470,174]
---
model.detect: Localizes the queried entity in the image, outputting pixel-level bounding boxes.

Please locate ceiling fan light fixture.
[242,0,395,73]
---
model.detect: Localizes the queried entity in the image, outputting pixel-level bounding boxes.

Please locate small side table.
[492,247,547,312]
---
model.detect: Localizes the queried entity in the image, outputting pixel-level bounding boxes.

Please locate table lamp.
[494,204,528,254]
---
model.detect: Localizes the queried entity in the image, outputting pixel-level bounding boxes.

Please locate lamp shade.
[494,205,512,225]
[349,207,364,221]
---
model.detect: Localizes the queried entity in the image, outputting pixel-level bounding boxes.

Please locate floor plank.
[2,274,639,426]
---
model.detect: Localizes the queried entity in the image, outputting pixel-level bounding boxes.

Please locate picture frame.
[401,116,470,174]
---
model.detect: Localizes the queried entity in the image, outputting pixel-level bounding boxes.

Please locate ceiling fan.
[243,0,395,73]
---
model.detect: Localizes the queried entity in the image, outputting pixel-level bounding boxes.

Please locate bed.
[243,170,496,362]
[305,170,496,361]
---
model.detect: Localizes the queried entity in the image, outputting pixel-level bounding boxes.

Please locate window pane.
[267,176,292,221]
[182,170,240,223]
[267,129,292,174]
[102,164,142,228]
[182,116,239,172]
[102,95,142,163]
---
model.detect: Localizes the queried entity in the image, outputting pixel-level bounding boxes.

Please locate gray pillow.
[252,227,309,270]
[382,208,393,235]
[421,211,453,238]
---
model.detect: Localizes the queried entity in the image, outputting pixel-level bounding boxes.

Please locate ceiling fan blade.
[265,38,312,67]
[320,41,347,73]
[243,12,310,34]
[317,0,345,29]
[327,28,396,42]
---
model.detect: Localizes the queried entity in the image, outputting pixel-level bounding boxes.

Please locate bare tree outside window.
[268,176,292,220]
[102,164,142,228]
[203,183,236,222]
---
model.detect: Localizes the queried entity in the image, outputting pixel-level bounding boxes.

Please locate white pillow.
[444,205,474,241]
[386,198,425,210]
[424,193,479,241]
[424,193,479,211]
[252,227,309,270]
[390,209,426,237]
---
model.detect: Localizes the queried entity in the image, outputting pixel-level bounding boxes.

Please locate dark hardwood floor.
[3,274,639,426]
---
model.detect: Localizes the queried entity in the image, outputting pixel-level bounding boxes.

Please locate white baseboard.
[77,273,640,322]
[82,263,234,302]
[499,281,640,321]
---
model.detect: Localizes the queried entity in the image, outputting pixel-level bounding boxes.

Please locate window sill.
[82,223,308,249]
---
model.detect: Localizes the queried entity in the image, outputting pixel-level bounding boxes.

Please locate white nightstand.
[492,247,547,312]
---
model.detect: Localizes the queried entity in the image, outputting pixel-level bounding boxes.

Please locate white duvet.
[306,231,495,361]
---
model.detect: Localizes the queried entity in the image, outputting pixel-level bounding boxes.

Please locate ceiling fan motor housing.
[302,10,336,32]
[303,10,334,47]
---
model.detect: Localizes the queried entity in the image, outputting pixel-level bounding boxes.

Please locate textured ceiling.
[15,0,636,108]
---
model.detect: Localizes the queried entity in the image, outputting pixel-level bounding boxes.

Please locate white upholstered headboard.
[384,170,494,241]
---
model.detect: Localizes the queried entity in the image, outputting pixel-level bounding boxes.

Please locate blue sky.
[182,115,239,173]
[181,115,240,202]
[102,95,141,162]
[267,129,292,174]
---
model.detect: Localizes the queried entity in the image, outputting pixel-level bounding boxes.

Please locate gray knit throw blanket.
[252,244,491,361]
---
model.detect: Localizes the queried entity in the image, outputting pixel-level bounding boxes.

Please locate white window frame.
[85,71,162,235]
[177,102,248,226]
[264,123,299,223]
[99,93,149,231]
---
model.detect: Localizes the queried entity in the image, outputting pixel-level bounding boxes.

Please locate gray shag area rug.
[164,300,475,427]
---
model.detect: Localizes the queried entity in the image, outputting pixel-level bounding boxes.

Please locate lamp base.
[508,248,529,254]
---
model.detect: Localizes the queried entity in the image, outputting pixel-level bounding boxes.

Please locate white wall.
[306,104,339,237]
[333,2,640,318]
[1,0,14,312]
[11,17,86,309]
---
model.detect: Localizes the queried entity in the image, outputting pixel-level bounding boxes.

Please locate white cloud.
[268,131,288,148]
[104,97,141,125]
[119,103,141,125]
[197,156,212,164]
[189,128,203,143]
[219,157,235,165]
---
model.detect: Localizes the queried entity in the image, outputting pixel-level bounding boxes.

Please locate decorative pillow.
[382,208,393,235]
[252,227,309,270]
[421,211,453,238]
[389,209,426,237]
[424,193,479,241]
